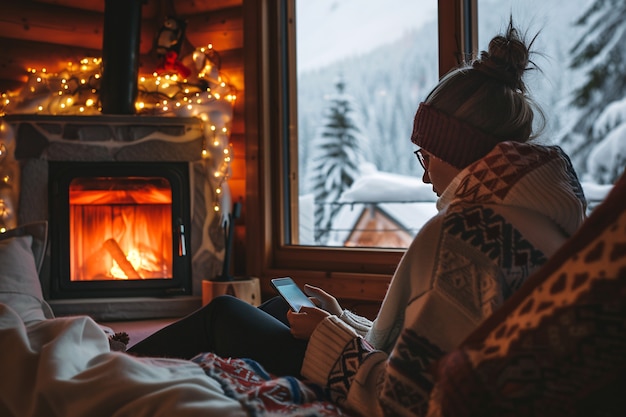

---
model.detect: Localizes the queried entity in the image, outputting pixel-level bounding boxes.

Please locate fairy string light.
[0,120,18,232]
[0,45,236,232]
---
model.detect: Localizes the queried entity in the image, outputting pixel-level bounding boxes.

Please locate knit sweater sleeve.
[300,315,387,415]
[301,313,445,417]
[339,309,373,337]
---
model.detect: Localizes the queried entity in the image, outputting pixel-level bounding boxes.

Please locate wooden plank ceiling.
[0,0,244,92]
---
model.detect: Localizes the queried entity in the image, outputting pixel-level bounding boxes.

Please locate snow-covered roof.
[326,166,437,245]
[339,163,436,204]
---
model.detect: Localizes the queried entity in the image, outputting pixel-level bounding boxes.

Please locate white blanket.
[0,304,247,417]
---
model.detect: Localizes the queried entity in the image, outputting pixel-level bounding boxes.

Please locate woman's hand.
[287,306,330,340]
[303,284,343,316]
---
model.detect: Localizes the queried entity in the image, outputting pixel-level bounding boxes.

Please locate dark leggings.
[127,295,308,377]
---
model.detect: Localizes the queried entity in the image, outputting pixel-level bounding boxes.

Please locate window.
[244,0,623,299]
[244,1,470,298]
[294,1,439,249]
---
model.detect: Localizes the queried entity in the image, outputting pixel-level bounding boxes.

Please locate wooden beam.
[183,6,243,52]
[33,0,242,18]
[0,37,101,82]
[218,49,244,92]
[0,2,105,51]
[0,2,243,55]
[162,0,242,15]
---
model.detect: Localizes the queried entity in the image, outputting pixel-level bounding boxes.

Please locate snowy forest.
[296,0,626,245]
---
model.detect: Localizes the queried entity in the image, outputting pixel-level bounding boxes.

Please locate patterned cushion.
[427,169,626,417]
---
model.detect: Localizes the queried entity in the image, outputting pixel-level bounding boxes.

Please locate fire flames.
[69,176,173,281]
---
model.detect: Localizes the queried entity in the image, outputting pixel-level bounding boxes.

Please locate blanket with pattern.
[0,306,348,417]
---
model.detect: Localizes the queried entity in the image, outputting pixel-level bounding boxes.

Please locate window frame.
[243,0,477,300]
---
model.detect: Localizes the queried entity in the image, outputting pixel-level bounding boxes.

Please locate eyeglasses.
[414,149,429,171]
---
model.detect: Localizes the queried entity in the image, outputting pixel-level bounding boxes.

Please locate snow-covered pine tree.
[307,75,366,244]
[560,0,626,181]
[587,97,626,184]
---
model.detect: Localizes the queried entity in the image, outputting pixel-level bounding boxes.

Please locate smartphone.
[270,277,316,312]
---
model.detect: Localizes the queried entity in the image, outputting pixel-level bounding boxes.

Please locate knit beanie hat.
[411,103,502,169]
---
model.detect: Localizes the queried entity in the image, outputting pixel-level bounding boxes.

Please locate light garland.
[0,45,236,232]
[0,119,17,233]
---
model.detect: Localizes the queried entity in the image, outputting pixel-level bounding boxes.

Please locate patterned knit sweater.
[301,142,587,417]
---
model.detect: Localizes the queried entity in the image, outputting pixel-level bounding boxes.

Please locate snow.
[304,162,615,246]
[586,123,626,184]
[339,163,435,203]
[341,163,615,207]
[300,162,438,246]
[581,181,613,202]
[327,162,438,246]
[325,201,438,247]
[593,97,626,137]
[296,0,437,73]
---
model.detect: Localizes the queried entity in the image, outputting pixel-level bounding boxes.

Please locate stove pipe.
[100,0,143,114]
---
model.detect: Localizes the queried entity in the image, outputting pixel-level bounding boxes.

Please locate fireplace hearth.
[6,114,226,320]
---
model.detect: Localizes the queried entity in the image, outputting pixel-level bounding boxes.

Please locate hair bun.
[472,21,531,92]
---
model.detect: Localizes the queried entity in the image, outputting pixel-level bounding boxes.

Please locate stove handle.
[178,221,187,257]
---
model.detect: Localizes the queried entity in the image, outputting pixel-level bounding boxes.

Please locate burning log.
[103,238,141,279]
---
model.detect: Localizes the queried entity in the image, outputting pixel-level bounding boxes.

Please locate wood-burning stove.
[48,161,192,299]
